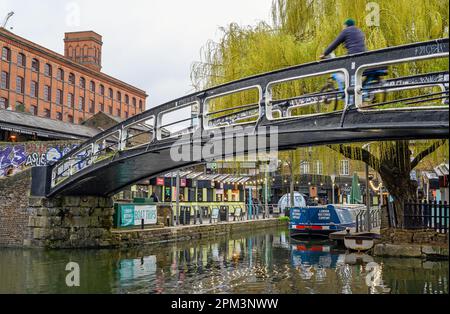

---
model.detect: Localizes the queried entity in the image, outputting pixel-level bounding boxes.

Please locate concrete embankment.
[373,243,448,259]
[112,219,288,248]
[0,168,287,249]
[374,228,449,259]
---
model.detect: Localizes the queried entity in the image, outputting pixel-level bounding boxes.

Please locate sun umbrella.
[350,172,362,204]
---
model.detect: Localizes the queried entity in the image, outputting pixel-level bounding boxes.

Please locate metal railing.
[355,207,381,233]
[404,200,449,233]
[48,38,449,192]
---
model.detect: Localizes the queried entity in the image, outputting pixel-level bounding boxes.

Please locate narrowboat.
[289,205,364,238]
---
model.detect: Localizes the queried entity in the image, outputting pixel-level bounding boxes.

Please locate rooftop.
[0,109,100,140]
[0,28,148,97]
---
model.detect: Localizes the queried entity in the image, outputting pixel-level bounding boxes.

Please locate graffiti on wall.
[0,142,78,177]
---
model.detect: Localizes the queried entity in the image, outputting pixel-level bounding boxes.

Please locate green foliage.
[192,0,449,90]
[191,0,449,181]
[279,216,290,222]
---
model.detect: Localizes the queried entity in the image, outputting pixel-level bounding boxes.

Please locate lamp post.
[330,174,336,205]
[362,143,372,231]
[176,170,180,226]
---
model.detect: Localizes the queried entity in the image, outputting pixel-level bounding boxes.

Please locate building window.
[117,91,122,102]
[44,109,51,118]
[68,73,75,85]
[31,58,40,72]
[44,63,52,76]
[139,100,143,110]
[67,93,74,108]
[125,94,129,105]
[30,81,38,98]
[117,108,121,116]
[108,88,113,98]
[30,105,37,115]
[125,111,129,118]
[56,89,63,105]
[44,85,51,102]
[17,53,26,67]
[99,103,104,111]
[68,115,74,123]
[89,100,95,113]
[108,105,112,114]
[90,81,95,92]
[79,77,86,89]
[1,47,11,61]
[0,97,8,109]
[300,161,310,174]
[1,71,9,89]
[316,161,323,175]
[16,76,24,94]
[57,68,64,80]
[79,96,85,111]
[100,84,105,95]
[15,102,25,112]
[340,160,350,176]
[132,97,136,107]
[56,112,63,120]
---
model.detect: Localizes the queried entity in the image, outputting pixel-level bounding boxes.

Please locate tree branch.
[411,139,447,170]
[327,144,382,172]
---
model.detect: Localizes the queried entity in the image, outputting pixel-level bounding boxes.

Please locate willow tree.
[191,0,449,225]
[328,140,448,225]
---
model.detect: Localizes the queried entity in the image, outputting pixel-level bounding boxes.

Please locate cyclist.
[320,19,366,94]
[320,18,366,59]
[320,18,387,102]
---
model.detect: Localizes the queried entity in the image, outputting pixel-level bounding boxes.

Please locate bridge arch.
[32,38,449,197]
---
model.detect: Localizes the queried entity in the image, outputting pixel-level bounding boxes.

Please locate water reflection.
[0,227,448,294]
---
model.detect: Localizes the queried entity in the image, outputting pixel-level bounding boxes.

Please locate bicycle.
[319,54,388,110]
[320,68,388,110]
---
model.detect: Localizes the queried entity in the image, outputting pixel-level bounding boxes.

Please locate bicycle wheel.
[319,82,338,113]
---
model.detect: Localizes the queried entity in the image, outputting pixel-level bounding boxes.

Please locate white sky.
[0,0,273,108]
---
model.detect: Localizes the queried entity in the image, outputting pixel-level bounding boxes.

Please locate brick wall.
[0,168,115,248]
[0,168,32,247]
[26,196,115,249]
[1,28,146,123]
[0,140,80,177]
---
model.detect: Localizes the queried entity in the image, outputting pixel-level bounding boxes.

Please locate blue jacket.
[324,26,366,56]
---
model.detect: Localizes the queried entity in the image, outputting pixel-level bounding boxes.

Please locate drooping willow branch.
[411,139,447,170]
[327,144,382,172]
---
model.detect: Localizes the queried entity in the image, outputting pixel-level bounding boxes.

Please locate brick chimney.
[64,31,102,71]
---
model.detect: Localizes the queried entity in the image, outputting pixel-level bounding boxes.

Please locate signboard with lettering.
[211,207,219,220]
[135,205,157,225]
[119,204,157,227]
[120,205,135,227]
[156,178,164,186]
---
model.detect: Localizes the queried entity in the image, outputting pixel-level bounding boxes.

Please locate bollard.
[141,218,144,230]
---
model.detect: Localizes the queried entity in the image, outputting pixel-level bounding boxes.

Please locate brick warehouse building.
[0,28,147,124]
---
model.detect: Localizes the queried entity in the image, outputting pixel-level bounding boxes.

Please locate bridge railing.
[265,68,350,120]
[355,50,448,110]
[49,38,449,191]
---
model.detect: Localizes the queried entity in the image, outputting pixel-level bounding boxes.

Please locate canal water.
[0,227,448,294]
